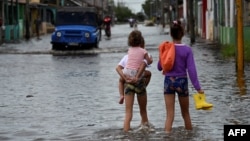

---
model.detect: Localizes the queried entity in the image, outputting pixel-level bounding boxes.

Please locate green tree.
[142,0,151,18]
[142,0,161,19]
[114,6,134,23]
[136,12,146,22]
[142,0,183,19]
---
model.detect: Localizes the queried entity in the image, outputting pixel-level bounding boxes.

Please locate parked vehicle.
[51,7,101,50]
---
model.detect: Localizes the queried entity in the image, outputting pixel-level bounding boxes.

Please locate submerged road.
[0,24,249,141]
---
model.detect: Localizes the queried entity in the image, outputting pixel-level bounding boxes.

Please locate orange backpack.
[159,41,175,74]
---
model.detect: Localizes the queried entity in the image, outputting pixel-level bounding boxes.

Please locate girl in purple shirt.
[157,20,204,133]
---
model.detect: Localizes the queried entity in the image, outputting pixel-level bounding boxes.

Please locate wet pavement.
[0,24,250,141]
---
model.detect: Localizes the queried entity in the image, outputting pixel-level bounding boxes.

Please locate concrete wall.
[219,26,250,45]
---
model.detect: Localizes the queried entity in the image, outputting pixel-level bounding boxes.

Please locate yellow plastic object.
[193,93,213,110]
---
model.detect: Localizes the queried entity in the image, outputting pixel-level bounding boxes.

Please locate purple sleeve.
[157,60,162,71]
[186,50,201,91]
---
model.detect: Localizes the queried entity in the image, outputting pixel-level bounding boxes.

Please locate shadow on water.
[236,71,247,95]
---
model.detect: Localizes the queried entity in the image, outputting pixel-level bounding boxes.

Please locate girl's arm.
[144,53,153,65]
[157,60,162,71]
[116,65,134,83]
[135,61,147,80]
[116,65,126,80]
[133,53,152,83]
[186,49,202,91]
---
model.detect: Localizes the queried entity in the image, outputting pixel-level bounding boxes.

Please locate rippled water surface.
[0,24,250,141]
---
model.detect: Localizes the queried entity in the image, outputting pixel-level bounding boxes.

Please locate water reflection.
[0,26,250,140]
[236,71,247,95]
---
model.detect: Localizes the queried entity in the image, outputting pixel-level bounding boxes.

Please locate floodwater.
[0,24,250,141]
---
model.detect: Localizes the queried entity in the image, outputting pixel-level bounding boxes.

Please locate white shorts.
[123,68,144,79]
[123,68,138,78]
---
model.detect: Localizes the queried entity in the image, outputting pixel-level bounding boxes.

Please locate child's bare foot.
[119,96,124,104]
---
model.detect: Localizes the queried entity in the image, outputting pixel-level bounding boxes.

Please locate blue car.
[51,7,101,50]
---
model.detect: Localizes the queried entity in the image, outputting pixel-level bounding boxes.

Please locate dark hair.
[128,30,142,47]
[170,20,184,40]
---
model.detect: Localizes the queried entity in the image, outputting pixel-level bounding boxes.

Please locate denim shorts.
[164,76,189,97]
[124,78,146,96]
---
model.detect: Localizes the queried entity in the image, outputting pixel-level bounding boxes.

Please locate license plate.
[68,42,79,46]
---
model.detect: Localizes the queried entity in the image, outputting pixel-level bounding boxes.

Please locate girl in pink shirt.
[123,30,152,80]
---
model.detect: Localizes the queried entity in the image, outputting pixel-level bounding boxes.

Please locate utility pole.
[57,0,60,7]
[160,0,165,33]
[188,0,195,43]
[175,0,178,19]
[25,0,30,40]
[235,0,244,72]
[102,0,104,18]
[168,0,172,23]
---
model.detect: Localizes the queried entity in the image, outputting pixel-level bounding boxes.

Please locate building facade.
[183,0,250,45]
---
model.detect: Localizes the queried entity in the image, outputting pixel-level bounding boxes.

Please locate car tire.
[94,39,99,48]
[52,44,61,50]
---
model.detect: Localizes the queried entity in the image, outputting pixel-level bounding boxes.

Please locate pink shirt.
[126,47,147,70]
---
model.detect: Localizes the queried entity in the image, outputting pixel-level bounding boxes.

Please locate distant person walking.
[157,20,204,133]
[103,15,112,38]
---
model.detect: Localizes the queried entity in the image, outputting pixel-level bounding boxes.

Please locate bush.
[221,42,250,62]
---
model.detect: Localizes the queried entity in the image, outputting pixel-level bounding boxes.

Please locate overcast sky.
[113,0,145,13]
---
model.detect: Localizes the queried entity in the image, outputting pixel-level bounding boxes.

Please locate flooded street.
[0,24,250,141]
